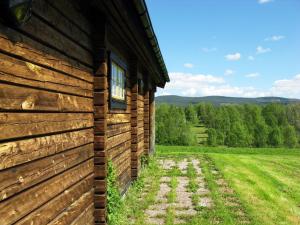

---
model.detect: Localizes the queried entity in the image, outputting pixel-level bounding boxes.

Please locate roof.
[133,0,170,84]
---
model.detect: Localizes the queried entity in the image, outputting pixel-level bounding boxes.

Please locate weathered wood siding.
[149,91,156,154]
[0,0,94,224]
[107,84,132,192]
[144,90,150,155]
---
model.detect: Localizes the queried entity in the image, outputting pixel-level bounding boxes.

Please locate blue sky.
[146,0,300,98]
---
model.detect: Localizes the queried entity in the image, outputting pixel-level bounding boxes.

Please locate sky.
[146,0,300,98]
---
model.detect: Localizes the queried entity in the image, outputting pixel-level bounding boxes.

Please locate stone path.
[146,158,213,225]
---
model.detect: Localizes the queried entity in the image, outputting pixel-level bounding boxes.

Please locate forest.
[155,103,300,148]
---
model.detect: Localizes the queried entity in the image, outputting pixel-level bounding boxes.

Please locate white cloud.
[245,73,260,78]
[256,46,271,54]
[271,74,300,97]
[265,35,285,41]
[156,72,300,99]
[225,53,241,61]
[224,69,235,76]
[258,0,273,4]
[202,47,217,53]
[184,63,194,68]
[248,56,255,61]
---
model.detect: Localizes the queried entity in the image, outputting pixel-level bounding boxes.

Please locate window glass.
[111,61,125,101]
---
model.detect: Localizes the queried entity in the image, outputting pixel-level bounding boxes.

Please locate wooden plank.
[0,113,93,141]
[113,149,131,176]
[94,180,106,194]
[94,194,106,208]
[107,123,131,138]
[95,208,106,223]
[0,143,93,200]
[118,166,131,191]
[107,131,131,150]
[48,190,94,225]
[107,140,131,162]
[94,165,106,179]
[0,83,93,112]
[71,203,94,225]
[32,0,92,51]
[95,120,106,134]
[94,76,108,90]
[94,92,108,106]
[0,24,93,82]
[107,113,131,124]
[47,0,92,35]
[16,174,94,225]
[0,159,94,224]
[0,129,93,170]
[21,15,92,66]
[0,53,93,97]
[94,136,106,150]
[94,105,107,119]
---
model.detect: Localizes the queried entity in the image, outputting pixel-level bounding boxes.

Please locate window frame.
[108,52,127,110]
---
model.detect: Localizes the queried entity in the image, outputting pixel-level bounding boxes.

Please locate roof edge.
[133,0,170,84]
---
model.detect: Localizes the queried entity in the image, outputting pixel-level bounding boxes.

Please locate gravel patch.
[147,217,165,225]
[178,159,188,174]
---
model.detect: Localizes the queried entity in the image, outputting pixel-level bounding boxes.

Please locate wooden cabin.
[0,0,169,224]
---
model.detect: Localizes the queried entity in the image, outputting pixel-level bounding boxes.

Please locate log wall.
[0,0,94,224]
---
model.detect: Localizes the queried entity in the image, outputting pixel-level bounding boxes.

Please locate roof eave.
[133,0,170,85]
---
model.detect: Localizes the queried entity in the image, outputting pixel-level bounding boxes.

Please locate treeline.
[156,103,300,148]
[155,104,197,145]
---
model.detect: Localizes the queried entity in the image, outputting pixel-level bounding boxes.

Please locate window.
[109,53,127,110]
[138,78,144,95]
[111,61,125,101]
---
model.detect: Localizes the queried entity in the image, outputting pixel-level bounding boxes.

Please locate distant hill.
[156,95,300,106]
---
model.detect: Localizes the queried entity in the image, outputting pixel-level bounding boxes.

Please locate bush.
[107,161,123,225]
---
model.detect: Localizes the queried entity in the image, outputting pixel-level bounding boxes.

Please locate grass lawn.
[157,146,300,225]
[191,124,208,145]
[112,146,300,225]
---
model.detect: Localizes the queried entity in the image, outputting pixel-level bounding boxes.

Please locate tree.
[207,128,217,146]
[185,104,198,125]
[268,126,283,147]
[282,125,298,148]
[253,121,269,147]
[155,104,197,146]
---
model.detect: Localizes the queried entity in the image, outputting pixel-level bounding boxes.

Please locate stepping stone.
[191,159,202,174]
[197,187,210,195]
[147,217,165,225]
[175,208,197,216]
[148,203,169,211]
[156,183,171,201]
[178,159,188,174]
[199,197,213,208]
[160,176,171,183]
[161,159,176,170]
[145,209,165,217]
[174,218,186,224]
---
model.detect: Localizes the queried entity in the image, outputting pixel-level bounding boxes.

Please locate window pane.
[111,61,125,101]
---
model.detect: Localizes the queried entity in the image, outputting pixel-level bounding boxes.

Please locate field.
[190,124,208,145]
[114,146,300,225]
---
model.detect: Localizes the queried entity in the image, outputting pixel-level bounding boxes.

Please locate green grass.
[157,145,300,225]
[112,146,300,225]
[191,124,208,145]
